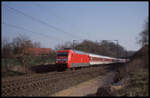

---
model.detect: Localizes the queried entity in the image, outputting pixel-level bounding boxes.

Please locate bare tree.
[55,41,73,50]
[137,19,149,47]
[11,34,37,73]
[2,37,13,71]
[33,41,41,48]
[2,33,44,74]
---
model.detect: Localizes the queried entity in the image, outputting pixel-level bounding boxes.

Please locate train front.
[55,50,71,70]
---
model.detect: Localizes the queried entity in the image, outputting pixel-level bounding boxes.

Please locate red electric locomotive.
[55,49,90,70]
[55,49,128,70]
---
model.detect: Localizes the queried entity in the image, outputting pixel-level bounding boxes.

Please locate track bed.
[2,63,124,96]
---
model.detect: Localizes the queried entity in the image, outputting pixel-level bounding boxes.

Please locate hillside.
[114,45,149,96]
[95,45,149,96]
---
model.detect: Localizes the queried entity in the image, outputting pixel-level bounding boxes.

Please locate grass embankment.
[95,45,149,96]
[115,68,148,96]
[2,55,55,78]
[114,45,149,96]
[2,70,25,78]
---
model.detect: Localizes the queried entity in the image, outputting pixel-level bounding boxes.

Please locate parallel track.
[2,64,111,96]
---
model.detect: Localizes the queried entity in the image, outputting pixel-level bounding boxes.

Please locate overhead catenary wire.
[35,4,76,28]
[35,4,86,40]
[2,22,63,48]
[2,22,60,41]
[4,5,82,39]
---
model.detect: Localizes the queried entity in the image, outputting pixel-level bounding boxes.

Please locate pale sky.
[2,2,149,51]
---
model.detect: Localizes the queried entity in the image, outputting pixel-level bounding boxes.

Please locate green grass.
[2,56,55,67]
[115,68,149,96]
[2,70,25,78]
[2,58,22,67]
[2,56,55,77]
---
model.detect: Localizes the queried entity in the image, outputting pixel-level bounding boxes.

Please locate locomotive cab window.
[57,52,68,56]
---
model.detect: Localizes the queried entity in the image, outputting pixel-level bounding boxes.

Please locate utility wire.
[35,4,74,27]
[4,5,82,39]
[2,22,60,41]
[35,4,85,40]
[35,4,85,39]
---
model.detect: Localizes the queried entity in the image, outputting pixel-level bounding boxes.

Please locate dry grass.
[113,45,149,96]
[115,68,148,96]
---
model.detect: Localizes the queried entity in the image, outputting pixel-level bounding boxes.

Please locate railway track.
[2,64,107,84]
[2,64,111,96]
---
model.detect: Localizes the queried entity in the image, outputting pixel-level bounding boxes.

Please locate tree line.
[55,40,130,58]
[2,34,55,73]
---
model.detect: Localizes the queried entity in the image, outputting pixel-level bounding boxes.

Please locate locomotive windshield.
[57,52,68,56]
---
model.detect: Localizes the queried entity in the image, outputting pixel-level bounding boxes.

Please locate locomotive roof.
[73,49,116,59]
[72,49,88,54]
[58,49,117,59]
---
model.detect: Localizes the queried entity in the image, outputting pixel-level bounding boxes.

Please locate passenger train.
[55,49,129,70]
